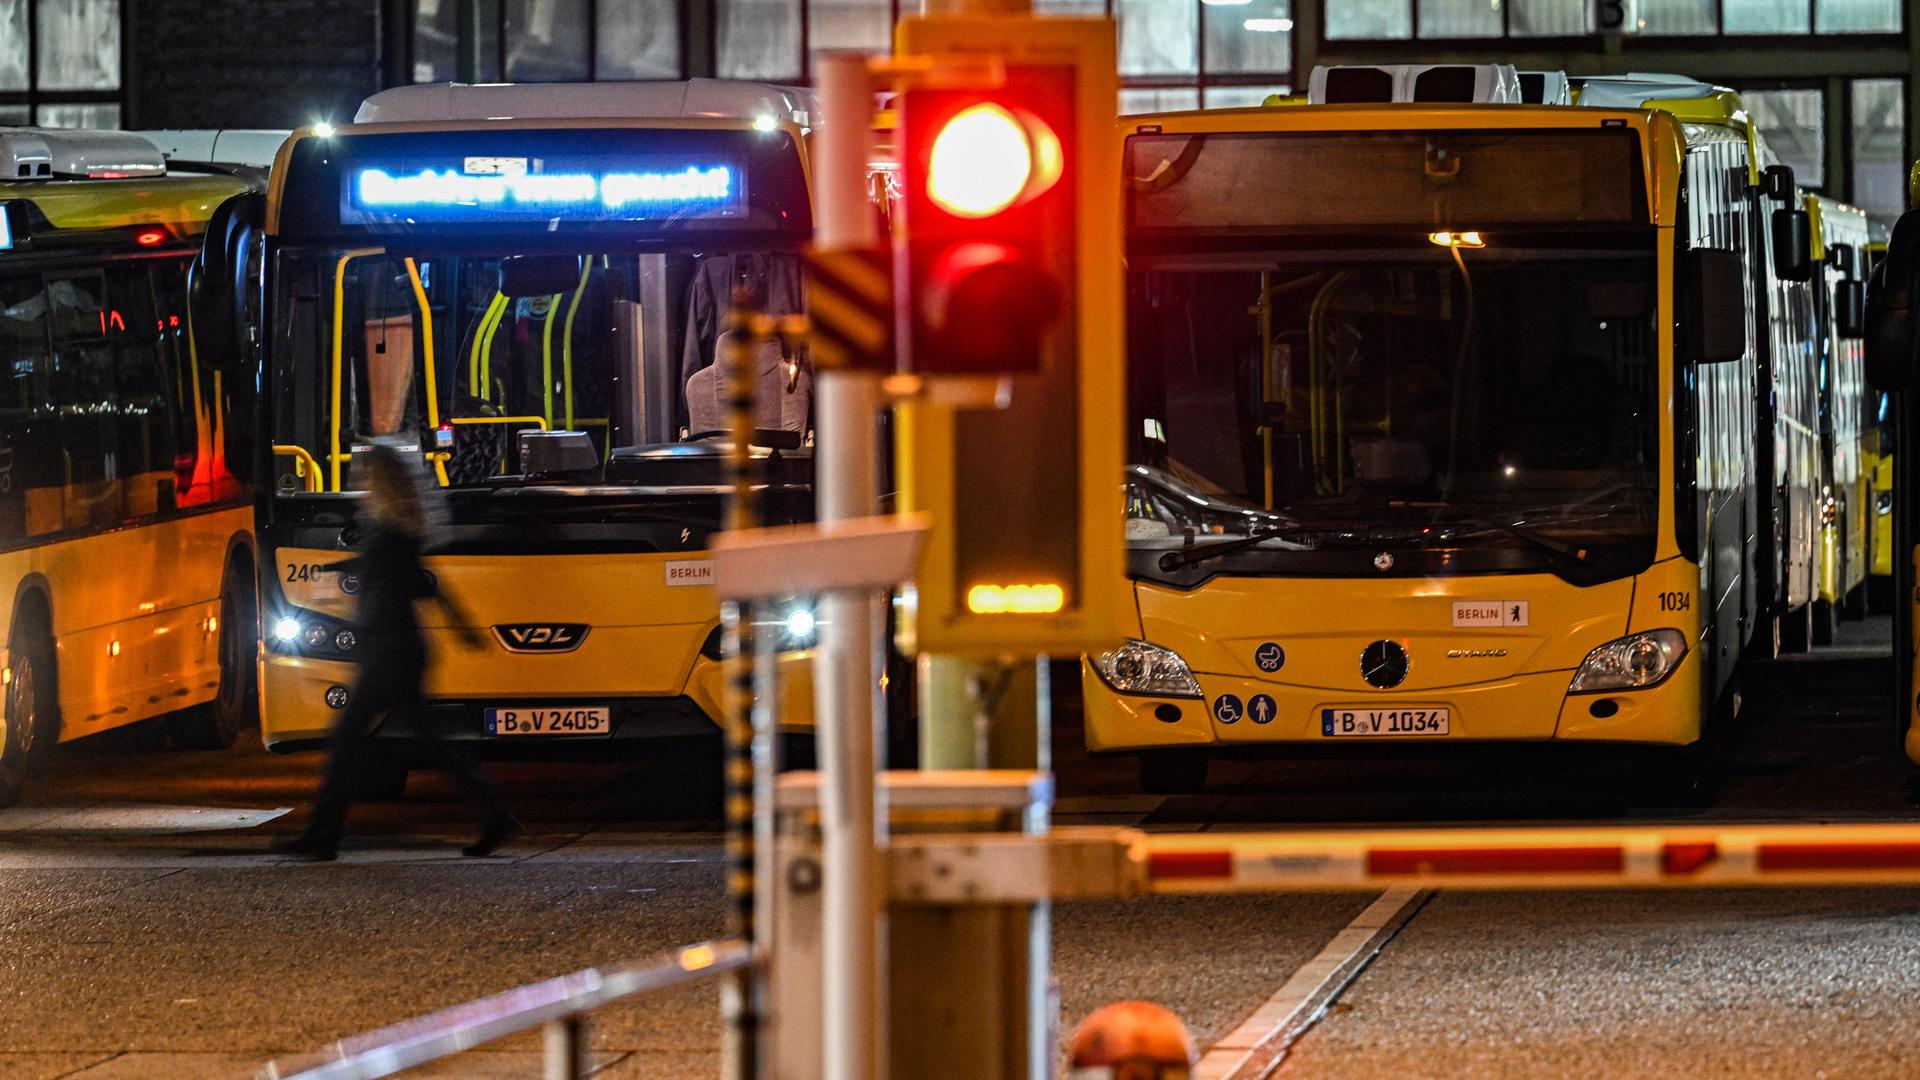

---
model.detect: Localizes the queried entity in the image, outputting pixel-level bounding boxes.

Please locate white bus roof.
[354,79,815,127]
[136,129,290,169]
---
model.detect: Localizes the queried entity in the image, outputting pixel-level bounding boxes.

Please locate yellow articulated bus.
[1806,194,1875,638]
[194,81,842,788]
[1086,67,1828,795]
[0,129,262,805]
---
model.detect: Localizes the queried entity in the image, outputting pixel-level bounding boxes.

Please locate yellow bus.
[1807,194,1874,639]
[1,129,260,805]
[193,82,834,791]
[1086,68,1824,795]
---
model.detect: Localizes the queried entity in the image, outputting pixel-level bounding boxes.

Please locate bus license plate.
[1321,707,1450,737]
[485,706,612,736]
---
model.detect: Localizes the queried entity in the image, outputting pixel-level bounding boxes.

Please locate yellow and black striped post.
[719,287,762,1079]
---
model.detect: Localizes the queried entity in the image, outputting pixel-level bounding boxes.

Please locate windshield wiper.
[1437,513,1595,570]
[1157,525,1309,571]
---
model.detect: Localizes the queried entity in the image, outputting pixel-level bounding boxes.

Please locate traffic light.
[894,14,1128,657]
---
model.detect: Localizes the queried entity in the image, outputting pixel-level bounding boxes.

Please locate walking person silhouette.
[273,446,517,861]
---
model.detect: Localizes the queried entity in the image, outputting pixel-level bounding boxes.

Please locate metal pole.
[813,52,886,1080]
[720,291,763,1080]
[542,1016,588,1080]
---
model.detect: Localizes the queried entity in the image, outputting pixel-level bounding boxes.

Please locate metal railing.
[255,938,750,1080]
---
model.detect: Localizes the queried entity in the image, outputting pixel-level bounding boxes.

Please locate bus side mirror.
[1772,208,1813,282]
[188,190,265,371]
[1762,163,1795,202]
[1686,248,1747,364]
[1837,280,1868,338]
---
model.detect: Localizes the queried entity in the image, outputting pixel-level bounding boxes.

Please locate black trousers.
[303,661,507,849]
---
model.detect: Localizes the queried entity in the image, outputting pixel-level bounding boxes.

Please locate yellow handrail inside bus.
[331,247,385,491]
[541,292,561,428]
[561,260,591,430]
[449,415,549,430]
[479,294,508,400]
[402,258,451,488]
[273,445,323,492]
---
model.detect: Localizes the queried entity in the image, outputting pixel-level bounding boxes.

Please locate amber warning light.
[966,583,1067,615]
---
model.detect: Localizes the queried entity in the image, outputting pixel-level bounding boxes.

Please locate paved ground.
[0,616,1915,1077]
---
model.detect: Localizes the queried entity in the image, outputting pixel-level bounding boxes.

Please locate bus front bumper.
[258,649,816,752]
[1081,658,1701,753]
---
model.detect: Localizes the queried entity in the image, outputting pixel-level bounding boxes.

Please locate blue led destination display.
[339,157,748,225]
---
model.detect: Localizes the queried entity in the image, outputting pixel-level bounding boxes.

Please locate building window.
[1326,0,1900,37]
[1743,87,1825,189]
[1851,78,1907,220]
[0,0,122,128]
[414,0,683,83]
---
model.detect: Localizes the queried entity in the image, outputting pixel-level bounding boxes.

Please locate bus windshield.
[269,246,809,513]
[1126,241,1660,581]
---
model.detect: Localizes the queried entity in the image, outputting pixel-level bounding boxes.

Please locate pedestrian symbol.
[1254,642,1285,673]
[1249,694,1276,725]
[1212,694,1244,724]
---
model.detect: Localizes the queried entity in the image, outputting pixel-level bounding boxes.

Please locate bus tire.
[169,560,259,750]
[1138,749,1207,796]
[1812,600,1838,646]
[1778,603,1814,654]
[1842,582,1870,620]
[0,611,57,808]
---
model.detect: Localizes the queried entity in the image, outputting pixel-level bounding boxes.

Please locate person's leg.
[296,696,381,852]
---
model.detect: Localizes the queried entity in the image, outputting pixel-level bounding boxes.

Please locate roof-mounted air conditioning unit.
[1517,71,1572,105]
[0,131,53,179]
[1,129,167,179]
[1308,64,1523,105]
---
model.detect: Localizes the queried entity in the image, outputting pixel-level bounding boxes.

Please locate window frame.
[0,0,125,128]
[1319,0,1904,42]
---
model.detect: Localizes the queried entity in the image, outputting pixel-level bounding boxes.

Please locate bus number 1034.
[1657,591,1692,612]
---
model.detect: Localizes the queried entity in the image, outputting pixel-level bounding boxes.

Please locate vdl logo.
[493,623,590,653]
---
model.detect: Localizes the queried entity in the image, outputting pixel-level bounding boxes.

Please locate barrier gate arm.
[871,823,1920,903]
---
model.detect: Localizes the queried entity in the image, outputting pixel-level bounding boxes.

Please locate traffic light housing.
[895,14,1128,658]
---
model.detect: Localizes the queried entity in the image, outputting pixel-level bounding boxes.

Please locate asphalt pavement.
[0,616,1915,1077]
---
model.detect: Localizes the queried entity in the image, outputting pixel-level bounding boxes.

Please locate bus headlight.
[1092,640,1203,698]
[273,617,302,644]
[1568,629,1687,693]
[267,610,358,660]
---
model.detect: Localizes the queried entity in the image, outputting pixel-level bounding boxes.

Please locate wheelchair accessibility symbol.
[1254,642,1285,673]
[1212,694,1244,724]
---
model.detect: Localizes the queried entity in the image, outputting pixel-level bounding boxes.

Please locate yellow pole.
[541,292,561,428]
[561,260,591,430]
[404,258,451,488]
[330,247,384,491]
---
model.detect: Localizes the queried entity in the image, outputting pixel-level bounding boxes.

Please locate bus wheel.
[1842,583,1870,621]
[1138,750,1208,796]
[0,623,56,808]
[1812,600,1838,647]
[169,562,259,750]
[1778,604,1814,655]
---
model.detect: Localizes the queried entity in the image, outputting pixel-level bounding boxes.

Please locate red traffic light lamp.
[899,74,1076,375]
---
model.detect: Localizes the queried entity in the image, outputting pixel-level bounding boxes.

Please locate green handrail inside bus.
[469,292,507,403]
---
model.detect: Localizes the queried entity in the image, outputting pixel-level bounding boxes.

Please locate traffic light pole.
[812,52,888,1080]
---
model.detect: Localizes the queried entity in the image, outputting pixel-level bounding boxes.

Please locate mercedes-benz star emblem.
[1373,552,1395,571]
[1360,639,1410,689]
